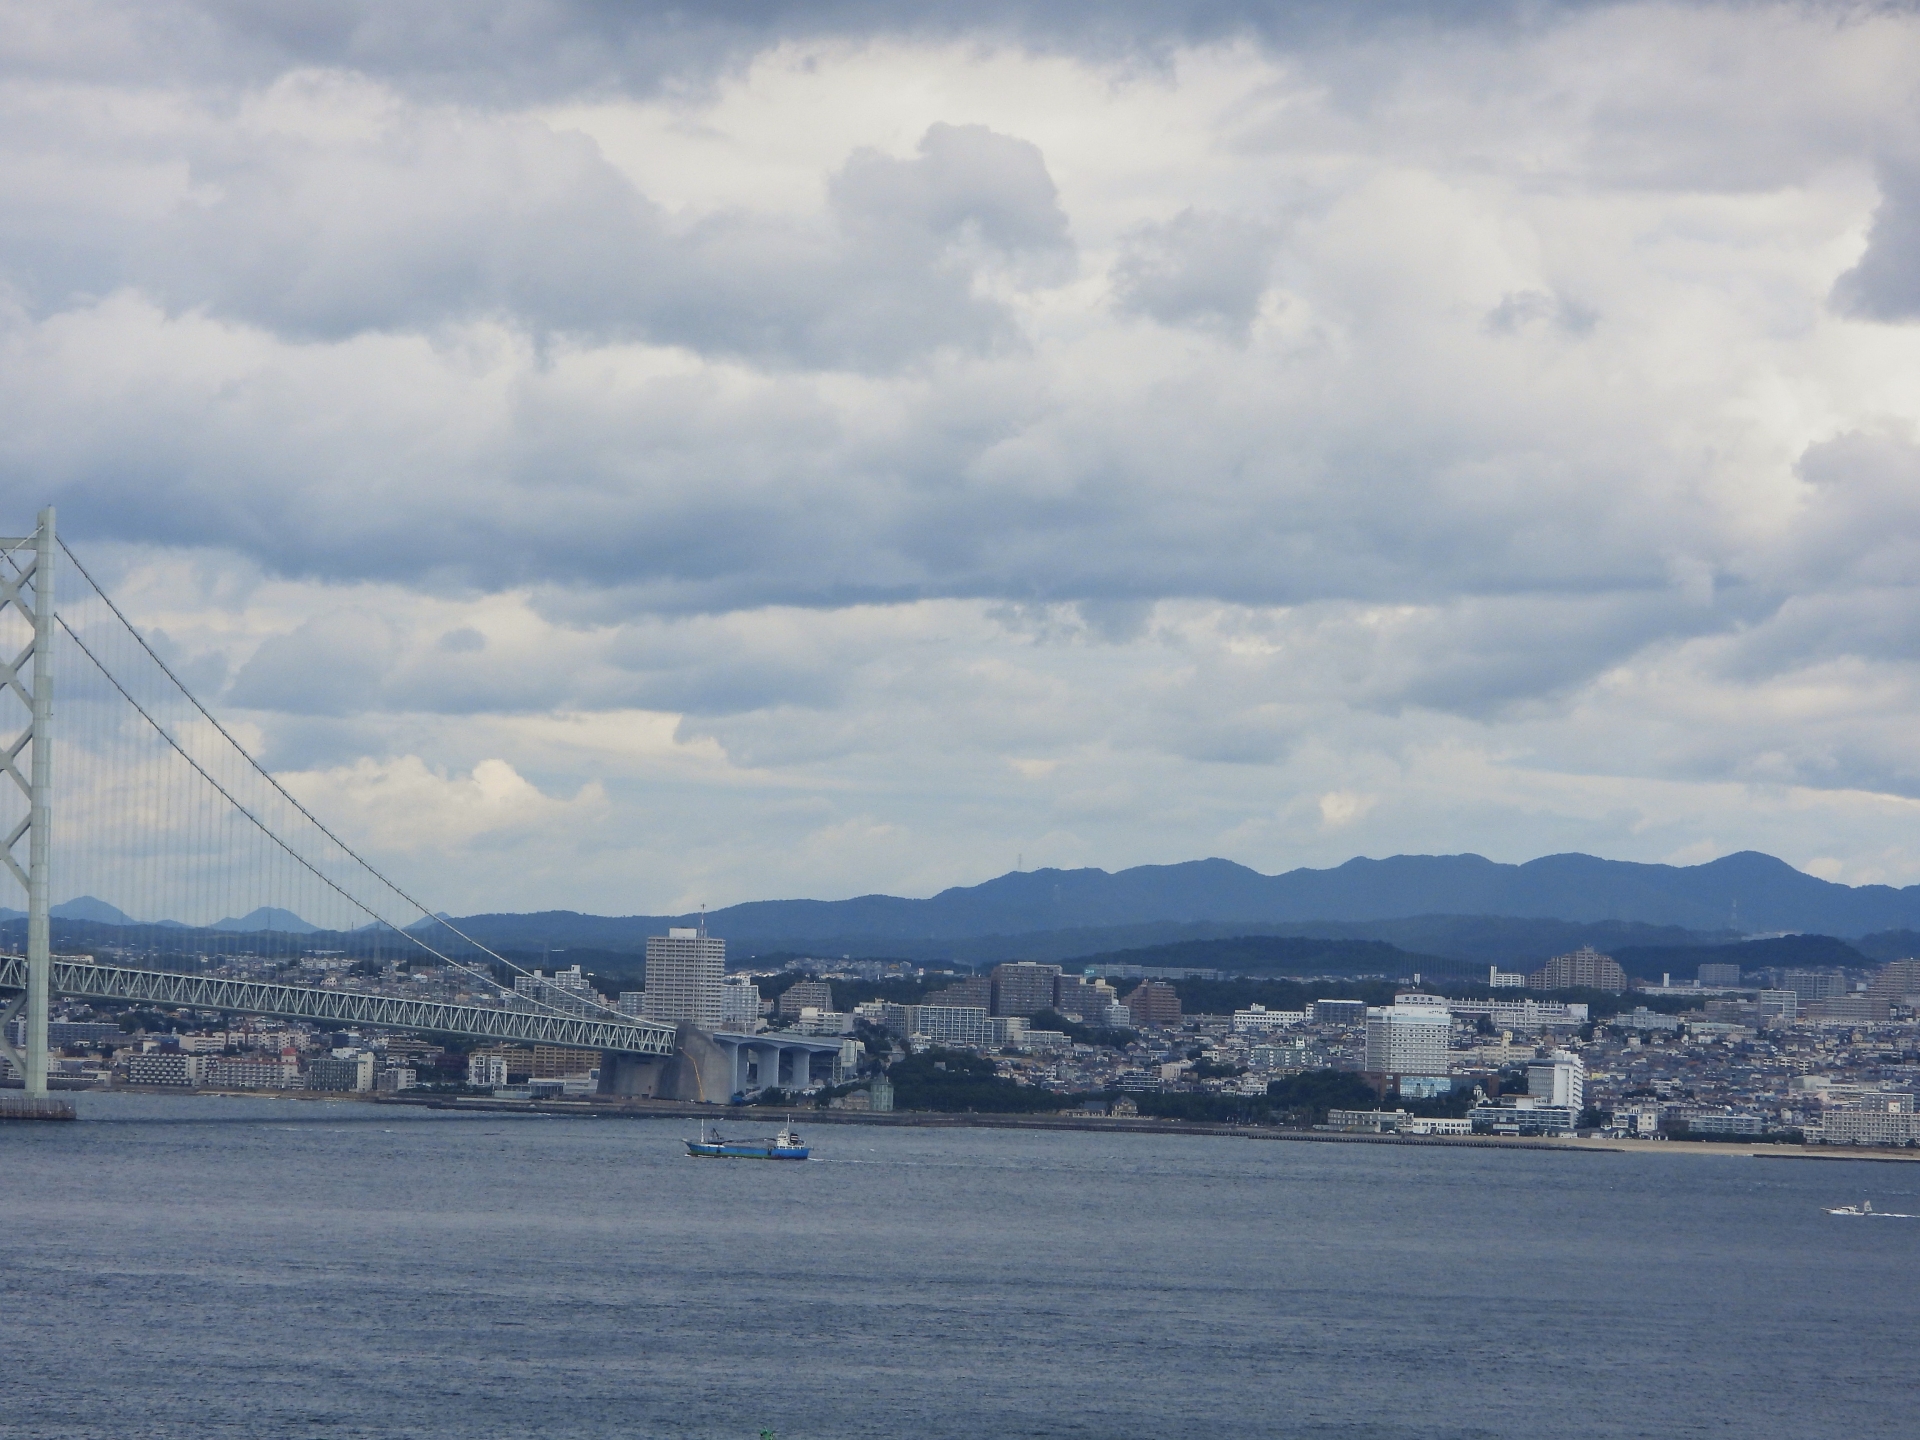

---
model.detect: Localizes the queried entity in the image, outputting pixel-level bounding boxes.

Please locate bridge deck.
[0,956,678,1056]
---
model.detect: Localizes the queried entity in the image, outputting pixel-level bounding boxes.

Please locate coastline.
[76,1085,1920,1163]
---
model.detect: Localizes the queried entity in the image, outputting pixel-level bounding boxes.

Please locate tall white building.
[1364,997,1451,1078]
[719,975,762,1030]
[1528,1050,1586,1109]
[644,928,726,1031]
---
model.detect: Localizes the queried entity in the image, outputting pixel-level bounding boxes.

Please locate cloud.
[1831,158,1920,321]
[279,753,606,850]
[1112,208,1276,337]
[11,2,1920,912]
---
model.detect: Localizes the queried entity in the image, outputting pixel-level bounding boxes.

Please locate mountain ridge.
[427,849,1920,954]
[39,850,1920,960]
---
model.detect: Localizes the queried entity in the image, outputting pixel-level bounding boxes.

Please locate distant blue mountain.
[51,896,136,925]
[211,907,319,934]
[435,850,1920,955]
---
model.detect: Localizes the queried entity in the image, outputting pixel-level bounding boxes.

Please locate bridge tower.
[0,509,53,1098]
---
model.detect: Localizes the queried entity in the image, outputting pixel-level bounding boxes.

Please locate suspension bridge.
[0,508,681,1109]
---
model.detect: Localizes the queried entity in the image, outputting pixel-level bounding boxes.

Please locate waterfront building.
[473,1045,533,1081]
[1326,1108,1411,1133]
[467,1053,509,1087]
[305,1053,374,1092]
[1612,1105,1663,1137]
[1364,998,1450,1080]
[1124,981,1182,1029]
[531,1045,598,1078]
[375,1066,417,1093]
[4,1019,124,1049]
[1527,1051,1585,1109]
[644,928,726,1030]
[201,1057,299,1090]
[1818,1095,1920,1146]
[992,962,1063,1017]
[1529,945,1627,992]
[1468,1100,1578,1136]
[125,1052,200,1087]
[1683,1111,1765,1137]
[868,1074,894,1112]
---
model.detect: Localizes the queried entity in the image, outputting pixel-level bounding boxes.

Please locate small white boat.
[1825,1199,1916,1218]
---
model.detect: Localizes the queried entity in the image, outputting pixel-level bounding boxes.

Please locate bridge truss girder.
[0,956,677,1057]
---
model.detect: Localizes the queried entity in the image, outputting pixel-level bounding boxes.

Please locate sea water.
[2,1093,1915,1439]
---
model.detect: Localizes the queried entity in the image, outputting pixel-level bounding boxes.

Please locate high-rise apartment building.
[514,965,599,1017]
[1781,968,1848,1002]
[1528,946,1628,992]
[1697,962,1743,986]
[643,928,726,1031]
[1866,961,1920,1018]
[992,962,1062,1017]
[1123,980,1182,1029]
[1363,998,1450,1079]
[1053,975,1119,1021]
[927,976,991,1009]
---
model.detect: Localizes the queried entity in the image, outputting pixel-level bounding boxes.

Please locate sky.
[4,0,1920,917]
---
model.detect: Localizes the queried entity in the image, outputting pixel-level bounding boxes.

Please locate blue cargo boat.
[685,1123,809,1160]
